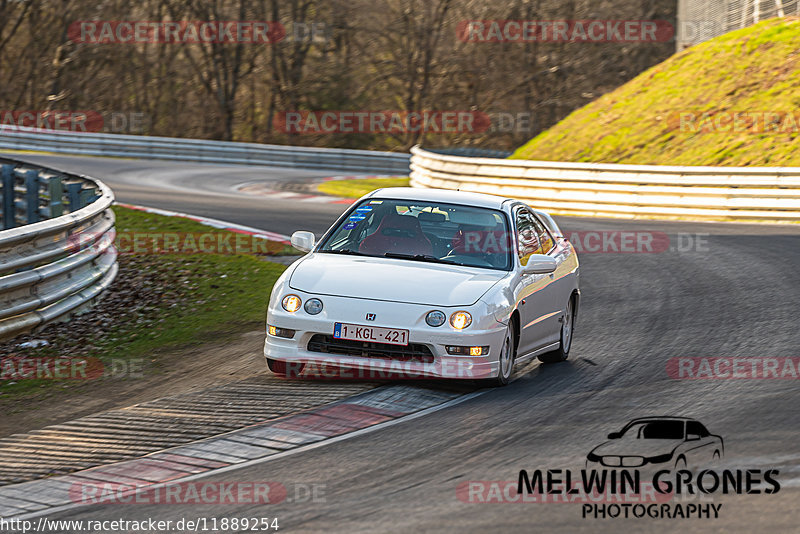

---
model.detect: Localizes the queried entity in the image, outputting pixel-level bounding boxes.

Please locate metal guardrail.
[0,126,411,174]
[677,0,800,50]
[410,146,800,222]
[0,157,117,340]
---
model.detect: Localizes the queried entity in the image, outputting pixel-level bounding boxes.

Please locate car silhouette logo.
[365,313,376,321]
[586,416,724,470]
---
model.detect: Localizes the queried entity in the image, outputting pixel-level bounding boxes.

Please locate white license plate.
[333,322,409,346]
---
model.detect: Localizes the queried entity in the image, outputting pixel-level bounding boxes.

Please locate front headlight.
[646,453,674,464]
[450,311,472,330]
[304,298,323,315]
[426,310,446,327]
[282,295,302,312]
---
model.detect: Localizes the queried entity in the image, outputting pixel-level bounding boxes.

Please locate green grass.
[317,177,410,198]
[511,17,800,166]
[0,206,289,396]
[115,207,299,255]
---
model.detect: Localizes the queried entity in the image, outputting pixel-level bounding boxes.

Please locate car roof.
[624,416,698,424]
[364,187,512,210]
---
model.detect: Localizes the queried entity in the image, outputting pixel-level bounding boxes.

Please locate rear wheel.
[485,323,515,387]
[538,295,575,364]
[267,358,305,378]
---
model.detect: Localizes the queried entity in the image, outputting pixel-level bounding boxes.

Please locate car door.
[683,421,719,467]
[528,212,568,345]
[513,207,558,355]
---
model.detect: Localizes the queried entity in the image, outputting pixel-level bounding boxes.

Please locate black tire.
[538,294,575,364]
[267,358,305,378]
[485,323,516,387]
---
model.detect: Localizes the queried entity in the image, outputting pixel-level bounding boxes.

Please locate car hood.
[289,253,506,306]
[590,437,683,458]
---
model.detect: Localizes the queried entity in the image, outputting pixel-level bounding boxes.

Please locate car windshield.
[622,420,685,440]
[317,198,512,271]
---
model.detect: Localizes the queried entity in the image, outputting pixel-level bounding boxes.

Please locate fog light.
[446,345,488,356]
[450,311,472,329]
[282,295,302,312]
[268,325,295,338]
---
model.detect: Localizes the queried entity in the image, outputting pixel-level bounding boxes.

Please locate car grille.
[307,334,435,363]
[601,456,645,467]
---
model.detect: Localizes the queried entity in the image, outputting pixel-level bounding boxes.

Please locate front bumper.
[264,293,506,380]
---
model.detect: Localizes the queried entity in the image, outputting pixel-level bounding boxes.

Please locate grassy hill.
[511,18,800,166]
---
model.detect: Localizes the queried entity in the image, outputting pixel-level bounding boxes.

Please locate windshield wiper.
[383,252,459,265]
[320,248,367,256]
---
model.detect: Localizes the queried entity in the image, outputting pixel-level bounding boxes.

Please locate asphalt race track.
[9,153,345,236]
[4,153,800,533]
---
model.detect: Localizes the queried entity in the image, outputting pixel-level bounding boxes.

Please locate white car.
[264,188,579,386]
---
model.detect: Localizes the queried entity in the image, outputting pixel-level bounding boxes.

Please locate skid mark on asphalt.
[235,174,400,204]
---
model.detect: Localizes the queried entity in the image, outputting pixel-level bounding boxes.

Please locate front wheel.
[485,323,516,387]
[538,295,575,364]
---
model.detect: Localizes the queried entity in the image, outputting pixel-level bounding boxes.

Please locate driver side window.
[515,209,542,266]
[687,421,710,437]
[531,215,555,254]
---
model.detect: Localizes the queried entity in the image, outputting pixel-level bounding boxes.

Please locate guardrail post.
[79,187,96,208]
[48,176,64,218]
[66,182,83,212]
[1,165,13,229]
[24,170,40,224]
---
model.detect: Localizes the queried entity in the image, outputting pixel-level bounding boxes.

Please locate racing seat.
[359,213,433,256]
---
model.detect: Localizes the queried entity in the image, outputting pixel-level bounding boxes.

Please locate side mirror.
[607,432,621,440]
[291,231,316,253]
[522,255,557,275]
[687,433,701,441]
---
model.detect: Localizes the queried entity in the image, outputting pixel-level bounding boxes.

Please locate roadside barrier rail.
[410,146,800,221]
[0,157,117,340]
[0,126,411,174]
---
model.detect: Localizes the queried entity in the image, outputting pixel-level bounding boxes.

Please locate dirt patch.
[0,253,191,363]
[0,247,289,437]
